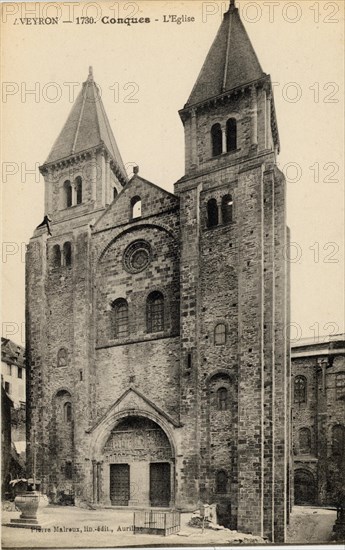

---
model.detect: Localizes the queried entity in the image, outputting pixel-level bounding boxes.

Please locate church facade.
[26,1,290,542]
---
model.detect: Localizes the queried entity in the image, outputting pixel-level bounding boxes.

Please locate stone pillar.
[71,182,77,206]
[97,462,102,502]
[218,202,222,225]
[222,125,227,154]
[92,461,97,503]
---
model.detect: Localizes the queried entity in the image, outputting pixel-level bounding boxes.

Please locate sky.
[1,0,344,346]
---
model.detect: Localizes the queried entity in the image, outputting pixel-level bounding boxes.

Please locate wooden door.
[110,464,130,506]
[150,462,170,507]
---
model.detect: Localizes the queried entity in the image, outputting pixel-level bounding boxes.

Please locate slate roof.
[1,338,25,368]
[44,68,127,180]
[186,2,265,108]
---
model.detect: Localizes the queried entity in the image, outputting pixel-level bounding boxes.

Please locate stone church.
[26,0,291,542]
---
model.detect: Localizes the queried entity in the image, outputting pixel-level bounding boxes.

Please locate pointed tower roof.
[186,1,265,107]
[43,67,127,179]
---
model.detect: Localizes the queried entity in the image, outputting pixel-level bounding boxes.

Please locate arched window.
[112,299,129,338]
[299,427,311,454]
[217,387,228,411]
[332,425,345,456]
[64,402,72,423]
[113,187,118,200]
[226,118,237,152]
[75,176,82,205]
[131,196,142,219]
[57,348,68,367]
[211,123,222,157]
[207,198,218,228]
[64,180,72,208]
[216,470,228,494]
[215,324,226,345]
[294,376,307,404]
[52,244,61,269]
[147,291,164,333]
[221,195,233,224]
[336,372,345,400]
[63,242,72,267]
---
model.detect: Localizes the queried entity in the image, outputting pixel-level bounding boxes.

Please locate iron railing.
[133,510,180,536]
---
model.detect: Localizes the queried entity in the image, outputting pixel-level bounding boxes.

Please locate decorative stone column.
[97,462,102,503]
[92,460,97,503]
[221,125,227,154]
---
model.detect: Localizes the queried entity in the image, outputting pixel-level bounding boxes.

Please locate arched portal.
[294,469,316,505]
[98,415,175,507]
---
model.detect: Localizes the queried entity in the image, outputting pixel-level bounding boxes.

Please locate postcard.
[1,1,344,549]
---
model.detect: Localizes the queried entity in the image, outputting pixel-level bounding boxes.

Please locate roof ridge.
[223,9,233,92]
[71,81,87,156]
[43,70,127,174]
[185,5,264,108]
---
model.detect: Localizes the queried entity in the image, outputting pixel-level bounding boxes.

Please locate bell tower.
[175,0,290,542]
[39,67,127,223]
[26,68,128,504]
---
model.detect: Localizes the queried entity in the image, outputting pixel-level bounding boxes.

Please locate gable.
[87,387,181,435]
[93,174,179,233]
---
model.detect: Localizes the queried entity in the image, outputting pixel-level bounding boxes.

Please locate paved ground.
[1,504,339,548]
[286,505,338,544]
[1,506,265,548]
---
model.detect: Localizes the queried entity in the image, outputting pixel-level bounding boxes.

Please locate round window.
[123,240,151,273]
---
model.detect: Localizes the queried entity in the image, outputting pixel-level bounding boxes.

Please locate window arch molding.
[205,369,234,387]
[97,224,177,264]
[53,387,72,400]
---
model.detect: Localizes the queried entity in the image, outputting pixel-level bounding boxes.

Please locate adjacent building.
[292,334,345,506]
[1,337,26,408]
[26,1,290,542]
[1,338,26,495]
